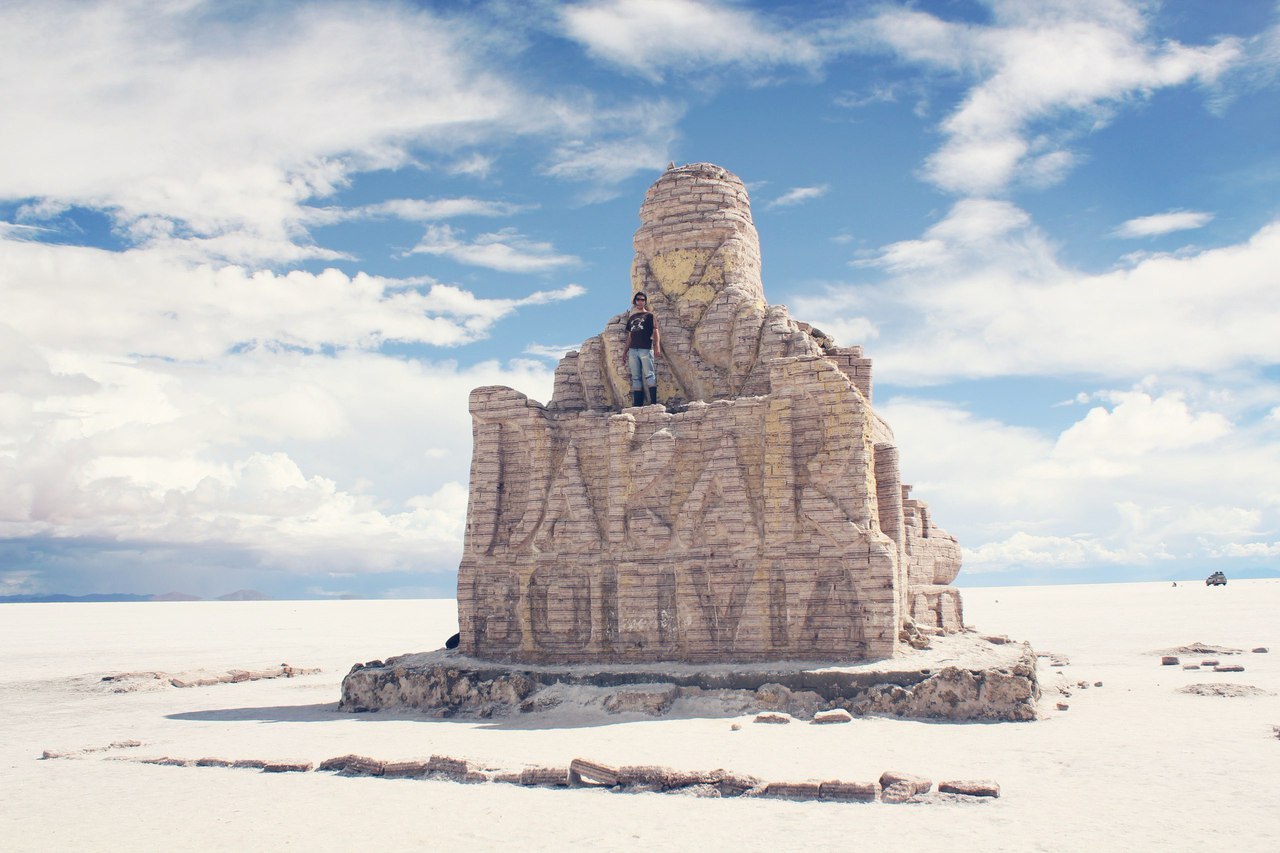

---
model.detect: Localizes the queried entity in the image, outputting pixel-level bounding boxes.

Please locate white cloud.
[964,532,1139,571]
[1022,149,1077,188]
[0,238,584,358]
[809,202,1280,384]
[448,154,496,178]
[1212,541,1280,558]
[0,222,50,240]
[304,197,528,227]
[0,227,574,580]
[0,1,670,593]
[865,2,1244,194]
[880,382,1280,576]
[1050,390,1232,468]
[545,137,675,189]
[0,335,558,574]
[927,197,1031,242]
[560,0,820,80]
[834,82,917,110]
[542,99,684,187]
[851,197,1040,274]
[767,185,829,209]
[1113,209,1214,238]
[410,225,581,273]
[0,0,574,264]
[15,199,71,221]
[524,343,580,360]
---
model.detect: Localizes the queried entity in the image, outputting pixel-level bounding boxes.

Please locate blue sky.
[2,0,1279,599]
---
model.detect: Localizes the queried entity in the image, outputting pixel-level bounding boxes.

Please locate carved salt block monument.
[341,164,1037,721]
[459,162,961,664]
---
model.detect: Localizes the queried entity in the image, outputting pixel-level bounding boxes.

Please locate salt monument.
[461,162,961,663]
[342,164,1036,720]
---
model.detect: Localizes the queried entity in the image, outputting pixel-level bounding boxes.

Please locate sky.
[2,0,1279,599]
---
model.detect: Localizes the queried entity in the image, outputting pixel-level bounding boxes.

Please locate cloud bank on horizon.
[2,0,1279,598]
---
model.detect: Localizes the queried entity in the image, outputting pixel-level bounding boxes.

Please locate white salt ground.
[2,580,1278,852]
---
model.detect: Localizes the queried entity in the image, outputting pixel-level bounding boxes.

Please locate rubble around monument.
[338,632,1040,723]
[457,162,962,667]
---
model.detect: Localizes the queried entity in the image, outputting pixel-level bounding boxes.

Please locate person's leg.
[627,348,643,391]
[638,348,658,405]
[627,348,645,407]
[639,348,655,388]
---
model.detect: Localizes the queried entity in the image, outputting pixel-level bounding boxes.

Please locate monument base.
[339,631,1038,723]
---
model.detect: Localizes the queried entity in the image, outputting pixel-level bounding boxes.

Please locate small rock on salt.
[753,713,791,724]
[811,708,853,724]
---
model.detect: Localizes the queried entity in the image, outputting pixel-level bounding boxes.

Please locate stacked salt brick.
[457,163,962,665]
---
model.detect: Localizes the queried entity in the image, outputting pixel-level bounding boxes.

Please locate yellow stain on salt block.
[647,250,709,297]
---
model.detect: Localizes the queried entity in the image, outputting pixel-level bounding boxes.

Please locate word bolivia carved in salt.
[457,163,961,664]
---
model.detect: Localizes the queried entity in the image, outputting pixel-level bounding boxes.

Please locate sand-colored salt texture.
[458,164,960,666]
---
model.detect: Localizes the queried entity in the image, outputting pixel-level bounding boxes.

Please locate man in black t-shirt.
[624,291,661,407]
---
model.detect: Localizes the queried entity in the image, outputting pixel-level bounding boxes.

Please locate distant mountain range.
[0,589,271,603]
[215,589,270,601]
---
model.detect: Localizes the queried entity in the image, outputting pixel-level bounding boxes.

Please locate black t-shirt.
[626,311,656,349]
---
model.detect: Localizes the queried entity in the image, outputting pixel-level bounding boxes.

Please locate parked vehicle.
[1205,571,1227,586]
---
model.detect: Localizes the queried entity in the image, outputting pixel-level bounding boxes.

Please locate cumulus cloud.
[0,238,585,358]
[448,153,497,178]
[409,225,581,273]
[1113,209,1214,238]
[1211,541,1280,558]
[0,216,580,587]
[880,383,1280,575]
[524,343,581,360]
[304,197,529,227]
[864,2,1243,194]
[0,1,666,594]
[767,185,829,209]
[0,333,558,579]
[560,0,820,80]
[0,0,568,260]
[542,99,684,187]
[800,201,1280,384]
[1050,389,1232,468]
[964,533,1140,571]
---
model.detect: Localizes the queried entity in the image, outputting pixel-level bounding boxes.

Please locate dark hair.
[632,291,648,305]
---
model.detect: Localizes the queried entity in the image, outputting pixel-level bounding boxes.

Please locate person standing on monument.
[624,291,661,407]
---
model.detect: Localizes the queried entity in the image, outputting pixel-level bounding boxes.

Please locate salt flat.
[2,580,1277,852]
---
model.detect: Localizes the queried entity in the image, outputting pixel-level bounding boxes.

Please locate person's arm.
[621,316,633,369]
[652,319,661,358]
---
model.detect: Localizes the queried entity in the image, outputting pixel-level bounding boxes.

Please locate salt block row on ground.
[48,749,1000,803]
[98,663,320,691]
